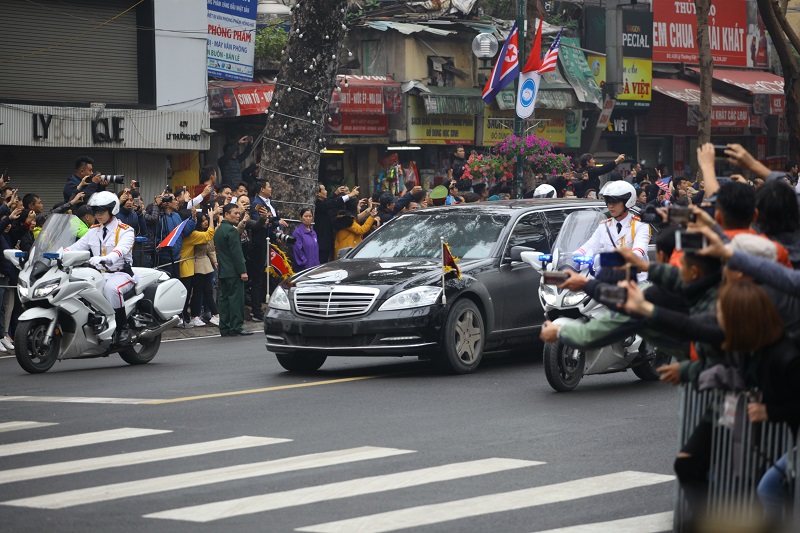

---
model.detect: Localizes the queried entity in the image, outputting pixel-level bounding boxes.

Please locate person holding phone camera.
[218,135,254,188]
[574,181,651,282]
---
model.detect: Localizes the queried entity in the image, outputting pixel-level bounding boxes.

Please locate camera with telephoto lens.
[100,174,125,184]
[273,229,296,246]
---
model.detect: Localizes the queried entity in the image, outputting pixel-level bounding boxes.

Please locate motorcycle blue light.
[14,252,25,257]
[135,236,148,243]
[538,254,553,262]
[43,252,60,259]
[573,255,594,265]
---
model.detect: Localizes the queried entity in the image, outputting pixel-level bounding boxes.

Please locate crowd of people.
[539,143,800,530]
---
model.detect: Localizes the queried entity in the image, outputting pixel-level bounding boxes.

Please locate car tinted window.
[506,212,549,254]
[353,212,510,259]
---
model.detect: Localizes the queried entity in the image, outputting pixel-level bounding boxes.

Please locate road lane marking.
[146,458,544,523]
[530,511,674,533]
[142,375,384,404]
[0,396,162,404]
[2,446,414,509]
[0,428,170,458]
[295,471,675,533]
[0,436,290,485]
[0,421,58,433]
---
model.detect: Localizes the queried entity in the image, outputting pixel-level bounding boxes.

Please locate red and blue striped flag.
[481,22,520,104]
[157,218,190,249]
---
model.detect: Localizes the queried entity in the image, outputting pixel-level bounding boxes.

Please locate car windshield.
[29,213,80,264]
[551,210,605,270]
[353,211,510,260]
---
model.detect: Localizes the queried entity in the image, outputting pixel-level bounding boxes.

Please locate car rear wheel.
[275,352,327,373]
[438,299,484,374]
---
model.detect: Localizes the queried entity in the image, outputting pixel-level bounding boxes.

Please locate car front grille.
[292,285,379,318]
[285,334,375,348]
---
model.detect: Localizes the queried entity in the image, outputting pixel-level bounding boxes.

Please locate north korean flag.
[481,22,520,104]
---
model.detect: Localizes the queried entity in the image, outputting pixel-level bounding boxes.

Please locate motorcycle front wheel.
[543,340,585,392]
[15,319,61,374]
[119,334,161,365]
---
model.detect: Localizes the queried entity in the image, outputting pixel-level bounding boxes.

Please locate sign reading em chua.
[408,97,474,145]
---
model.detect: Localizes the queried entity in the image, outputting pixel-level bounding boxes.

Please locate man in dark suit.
[249,179,288,321]
[315,183,359,263]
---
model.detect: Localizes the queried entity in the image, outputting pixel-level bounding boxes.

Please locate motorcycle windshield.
[29,214,81,264]
[551,210,605,270]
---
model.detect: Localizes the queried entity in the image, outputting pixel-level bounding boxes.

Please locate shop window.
[428,57,455,87]
[362,40,386,76]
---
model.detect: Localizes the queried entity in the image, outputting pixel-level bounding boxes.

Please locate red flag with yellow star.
[442,241,461,280]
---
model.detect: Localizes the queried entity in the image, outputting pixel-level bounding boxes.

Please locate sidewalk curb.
[162,320,262,341]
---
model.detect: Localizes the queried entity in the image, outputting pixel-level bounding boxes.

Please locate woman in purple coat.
[292,208,320,271]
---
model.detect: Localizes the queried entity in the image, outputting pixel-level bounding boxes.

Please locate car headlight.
[379,286,442,311]
[33,282,59,298]
[18,285,29,298]
[563,291,587,307]
[269,286,291,311]
[541,283,557,306]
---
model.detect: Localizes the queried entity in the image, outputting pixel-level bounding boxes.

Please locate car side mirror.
[337,247,353,259]
[508,245,538,263]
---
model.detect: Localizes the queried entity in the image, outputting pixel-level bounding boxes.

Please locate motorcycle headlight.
[379,286,442,311]
[33,282,60,299]
[563,291,587,307]
[541,283,557,306]
[269,286,291,311]
[18,285,29,298]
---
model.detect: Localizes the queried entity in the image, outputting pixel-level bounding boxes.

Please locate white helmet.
[87,191,120,215]
[599,181,637,209]
[532,184,557,199]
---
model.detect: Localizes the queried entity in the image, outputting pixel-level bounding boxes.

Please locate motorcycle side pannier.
[150,278,188,320]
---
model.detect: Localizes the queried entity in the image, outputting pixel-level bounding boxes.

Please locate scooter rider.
[574,181,650,282]
[65,191,136,344]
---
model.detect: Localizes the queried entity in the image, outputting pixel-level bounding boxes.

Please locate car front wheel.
[275,352,327,373]
[438,299,484,374]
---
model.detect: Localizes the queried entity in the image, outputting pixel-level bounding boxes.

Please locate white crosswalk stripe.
[2,445,415,509]
[295,471,675,533]
[145,457,544,523]
[0,436,290,485]
[530,511,674,533]
[0,428,171,457]
[0,421,58,433]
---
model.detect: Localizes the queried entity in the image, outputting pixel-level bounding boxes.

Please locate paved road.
[0,335,678,532]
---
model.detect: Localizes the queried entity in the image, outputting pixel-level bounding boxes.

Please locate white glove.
[89,256,106,269]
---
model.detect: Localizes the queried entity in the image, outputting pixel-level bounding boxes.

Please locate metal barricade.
[675,385,799,530]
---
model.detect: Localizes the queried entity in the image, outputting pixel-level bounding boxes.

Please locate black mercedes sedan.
[265,199,604,373]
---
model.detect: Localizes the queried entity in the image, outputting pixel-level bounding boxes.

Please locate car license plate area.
[300,323,354,337]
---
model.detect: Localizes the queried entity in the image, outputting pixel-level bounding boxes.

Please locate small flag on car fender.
[267,243,294,279]
[442,241,461,280]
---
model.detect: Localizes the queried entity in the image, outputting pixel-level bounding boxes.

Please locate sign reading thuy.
[207,0,257,82]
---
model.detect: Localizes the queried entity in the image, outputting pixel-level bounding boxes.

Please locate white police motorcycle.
[5,214,186,373]
[520,210,668,391]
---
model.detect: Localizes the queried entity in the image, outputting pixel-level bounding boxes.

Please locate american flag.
[538,28,563,74]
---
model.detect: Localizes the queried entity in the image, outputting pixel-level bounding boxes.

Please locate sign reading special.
[207,0,257,81]
[652,0,769,68]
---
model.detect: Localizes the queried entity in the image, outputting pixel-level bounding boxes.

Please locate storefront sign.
[584,8,653,59]
[534,112,566,147]
[408,97,475,145]
[325,114,388,136]
[673,136,686,178]
[688,106,750,128]
[652,0,768,68]
[1,104,209,150]
[207,0,257,82]
[586,56,652,108]
[482,111,514,146]
[558,37,602,106]
[755,136,767,163]
[565,109,582,148]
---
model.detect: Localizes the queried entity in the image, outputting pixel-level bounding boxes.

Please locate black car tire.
[276,352,327,372]
[15,319,61,374]
[437,299,484,374]
[543,340,585,392]
[632,343,671,381]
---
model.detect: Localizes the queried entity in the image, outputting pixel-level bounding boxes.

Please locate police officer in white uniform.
[65,191,135,343]
[574,181,650,282]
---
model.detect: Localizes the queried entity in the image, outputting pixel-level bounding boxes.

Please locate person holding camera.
[218,135,254,188]
[116,189,141,235]
[151,191,195,279]
[64,156,103,203]
[315,183,359,264]
[574,153,625,198]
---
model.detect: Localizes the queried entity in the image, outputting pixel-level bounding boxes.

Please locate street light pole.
[588,0,623,153]
[513,0,527,198]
